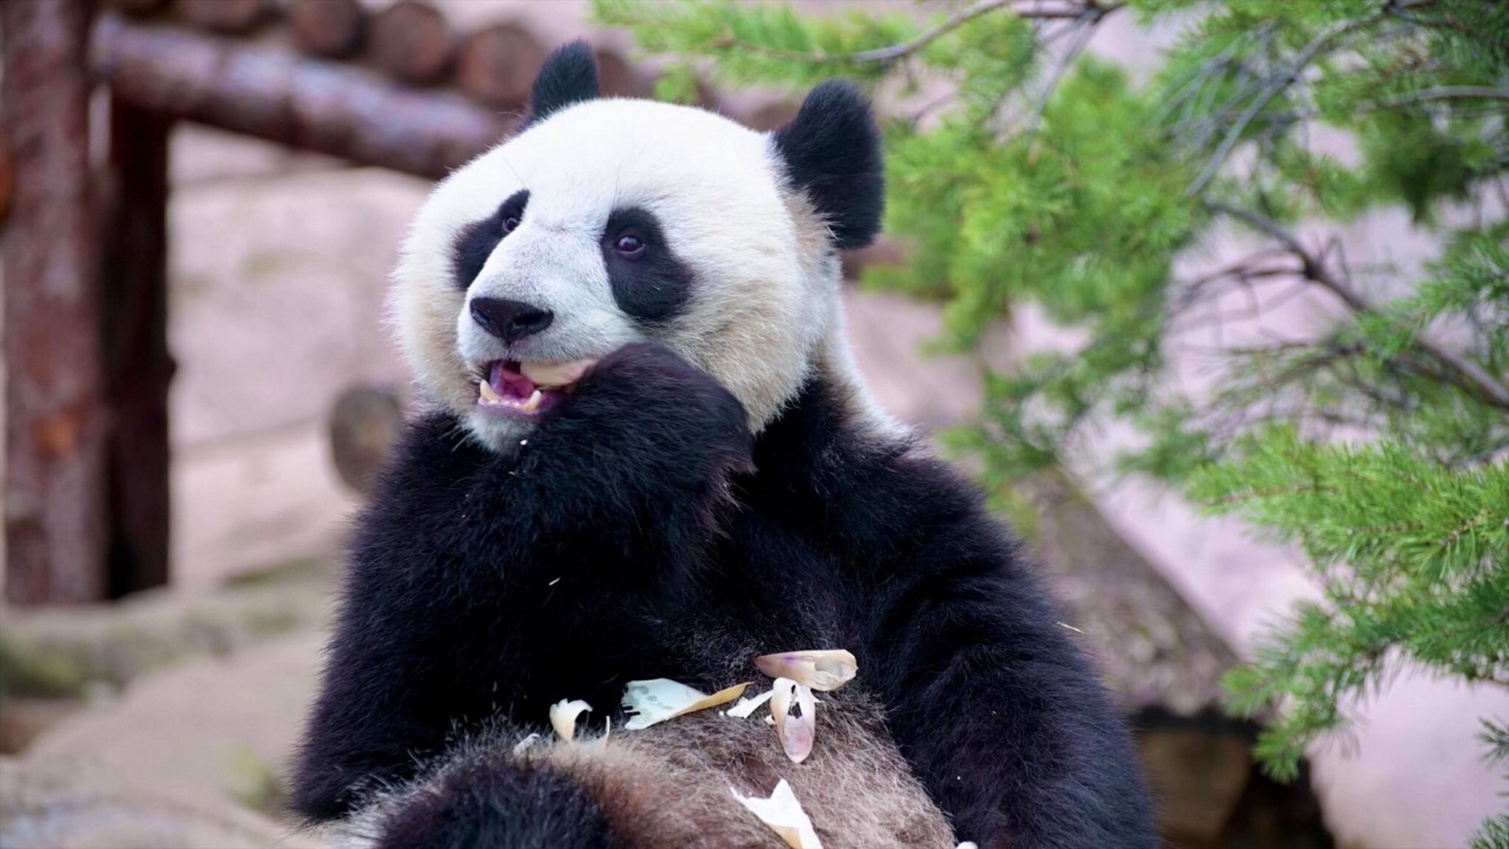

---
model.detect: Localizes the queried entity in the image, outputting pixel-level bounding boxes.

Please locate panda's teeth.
[478,379,545,413]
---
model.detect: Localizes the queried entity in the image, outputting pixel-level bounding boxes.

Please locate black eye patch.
[451,189,530,290]
[601,207,693,323]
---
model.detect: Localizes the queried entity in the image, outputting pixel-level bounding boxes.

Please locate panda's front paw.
[574,343,741,418]
[551,343,753,477]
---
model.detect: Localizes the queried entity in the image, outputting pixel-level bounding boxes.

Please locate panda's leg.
[370,757,629,849]
[292,344,752,822]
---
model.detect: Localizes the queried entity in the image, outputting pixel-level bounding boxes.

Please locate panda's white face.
[392,98,841,452]
[391,43,889,453]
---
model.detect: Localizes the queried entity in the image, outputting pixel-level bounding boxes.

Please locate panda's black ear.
[772,81,885,249]
[523,41,600,127]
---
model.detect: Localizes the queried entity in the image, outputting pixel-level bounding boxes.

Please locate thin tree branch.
[1368,86,1509,108]
[1229,85,1508,125]
[1187,16,1369,196]
[1021,5,1106,132]
[690,0,1119,69]
[1207,201,1509,411]
[845,0,1118,65]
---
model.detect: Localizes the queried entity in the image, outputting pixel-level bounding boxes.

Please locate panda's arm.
[848,461,1156,849]
[290,344,751,822]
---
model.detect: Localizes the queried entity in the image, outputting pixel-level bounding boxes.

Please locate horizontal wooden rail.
[92,13,512,180]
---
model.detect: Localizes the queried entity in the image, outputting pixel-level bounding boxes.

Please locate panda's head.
[393,42,887,451]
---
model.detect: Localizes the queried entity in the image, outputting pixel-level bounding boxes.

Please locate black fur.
[290,344,1156,848]
[374,759,629,849]
[772,82,885,249]
[602,206,695,323]
[290,344,751,821]
[452,189,529,290]
[523,41,600,128]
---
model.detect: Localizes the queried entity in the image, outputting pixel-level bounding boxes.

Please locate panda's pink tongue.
[490,361,536,400]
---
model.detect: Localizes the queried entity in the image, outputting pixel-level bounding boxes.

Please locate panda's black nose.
[470,298,554,343]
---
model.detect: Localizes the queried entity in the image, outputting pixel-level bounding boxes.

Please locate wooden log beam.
[287,0,365,59]
[454,22,545,108]
[175,0,268,34]
[100,99,173,597]
[2,0,109,603]
[593,47,651,99]
[367,0,453,86]
[103,0,167,14]
[92,13,510,180]
[328,385,405,496]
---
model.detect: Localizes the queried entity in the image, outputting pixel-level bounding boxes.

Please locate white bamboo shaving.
[549,699,593,743]
[769,678,817,764]
[730,779,822,849]
[753,650,857,691]
[725,687,776,718]
[621,679,749,730]
[512,732,542,755]
[521,358,597,388]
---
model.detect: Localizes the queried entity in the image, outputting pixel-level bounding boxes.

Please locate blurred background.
[1,1,1504,847]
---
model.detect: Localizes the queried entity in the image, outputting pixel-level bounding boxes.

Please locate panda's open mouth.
[476,359,596,418]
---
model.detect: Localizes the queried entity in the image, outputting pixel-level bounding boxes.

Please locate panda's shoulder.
[755,381,987,533]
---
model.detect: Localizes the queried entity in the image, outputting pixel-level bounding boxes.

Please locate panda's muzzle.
[477,359,597,418]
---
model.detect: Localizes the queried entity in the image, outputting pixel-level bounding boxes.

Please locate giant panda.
[289,42,1155,849]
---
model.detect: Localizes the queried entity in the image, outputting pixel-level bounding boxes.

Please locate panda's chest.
[694,506,851,644]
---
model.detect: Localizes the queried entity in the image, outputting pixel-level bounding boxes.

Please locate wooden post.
[2,0,108,603]
[100,99,173,597]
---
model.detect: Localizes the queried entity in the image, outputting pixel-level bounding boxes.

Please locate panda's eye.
[613,233,645,257]
[501,215,521,235]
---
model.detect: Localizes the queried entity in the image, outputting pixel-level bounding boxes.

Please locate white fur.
[392,96,900,452]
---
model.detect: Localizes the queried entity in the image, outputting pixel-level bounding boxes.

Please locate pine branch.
[1207,201,1509,412]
